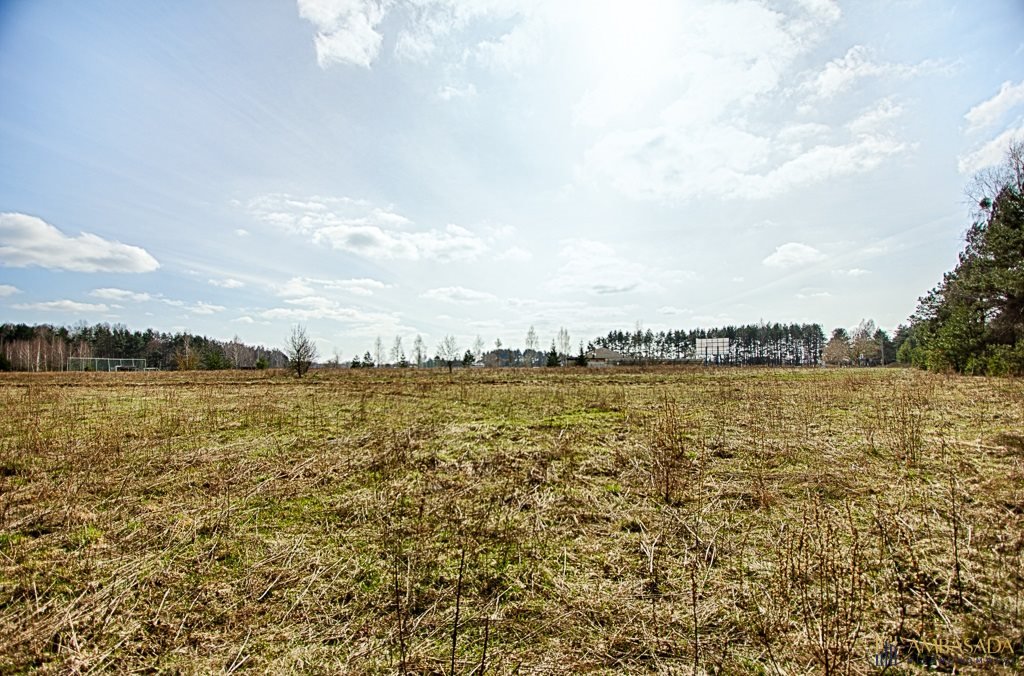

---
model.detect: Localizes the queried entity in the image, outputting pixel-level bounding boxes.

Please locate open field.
[1,367,1022,674]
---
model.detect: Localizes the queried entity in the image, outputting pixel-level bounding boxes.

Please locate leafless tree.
[413,334,426,367]
[850,319,880,365]
[525,325,538,366]
[286,325,318,377]
[391,336,404,364]
[557,327,571,367]
[437,335,460,373]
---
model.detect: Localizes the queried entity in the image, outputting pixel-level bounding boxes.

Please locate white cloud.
[958,124,1024,174]
[248,193,488,261]
[277,276,391,297]
[0,284,21,297]
[848,98,904,136]
[584,124,907,201]
[0,213,159,273]
[297,0,387,68]
[763,242,826,268]
[90,288,152,302]
[259,295,405,336]
[796,289,832,299]
[547,239,675,296]
[475,21,541,71]
[190,302,226,315]
[234,229,250,237]
[657,305,690,316]
[494,246,532,262]
[209,278,245,289]
[794,0,840,25]
[154,297,224,314]
[965,80,1024,132]
[421,286,496,303]
[13,300,110,313]
[232,316,256,324]
[837,268,870,277]
[395,28,439,62]
[799,46,938,102]
[437,83,477,101]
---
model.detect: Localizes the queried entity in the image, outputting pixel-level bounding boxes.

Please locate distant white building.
[585,347,629,367]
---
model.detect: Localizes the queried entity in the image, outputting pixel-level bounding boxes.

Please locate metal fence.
[66,357,149,372]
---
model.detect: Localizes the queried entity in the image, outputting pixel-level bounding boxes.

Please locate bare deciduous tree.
[437,335,460,373]
[557,327,571,367]
[391,336,403,364]
[413,334,425,367]
[286,325,317,377]
[525,325,538,367]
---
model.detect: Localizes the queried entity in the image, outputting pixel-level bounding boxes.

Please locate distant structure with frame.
[695,338,731,364]
[67,357,148,372]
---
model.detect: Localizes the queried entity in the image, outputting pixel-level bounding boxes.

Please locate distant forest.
[0,320,891,372]
[592,323,827,365]
[0,322,287,372]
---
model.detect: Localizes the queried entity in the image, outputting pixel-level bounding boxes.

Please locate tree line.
[0,322,287,372]
[593,323,828,365]
[895,141,1024,375]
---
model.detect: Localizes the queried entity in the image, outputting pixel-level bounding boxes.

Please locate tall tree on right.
[900,141,1024,374]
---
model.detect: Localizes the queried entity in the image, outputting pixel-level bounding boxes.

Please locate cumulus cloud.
[965,80,1024,132]
[248,193,488,261]
[763,242,826,268]
[0,284,21,297]
[297,0,387,68]
[0,213,159,273]
[13,300,110,313]
[421,286,496,303]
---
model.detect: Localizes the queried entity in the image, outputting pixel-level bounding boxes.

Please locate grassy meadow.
[0,367,1022,674]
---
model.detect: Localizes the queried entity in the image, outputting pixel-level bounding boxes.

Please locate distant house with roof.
[585,347,629,367]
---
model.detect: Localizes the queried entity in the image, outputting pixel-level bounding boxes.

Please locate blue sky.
[1,0,1023,358]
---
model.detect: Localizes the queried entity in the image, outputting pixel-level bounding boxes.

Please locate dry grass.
[0,366,1022,674]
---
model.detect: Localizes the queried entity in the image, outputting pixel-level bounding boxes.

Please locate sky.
[1,0,1023,359]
